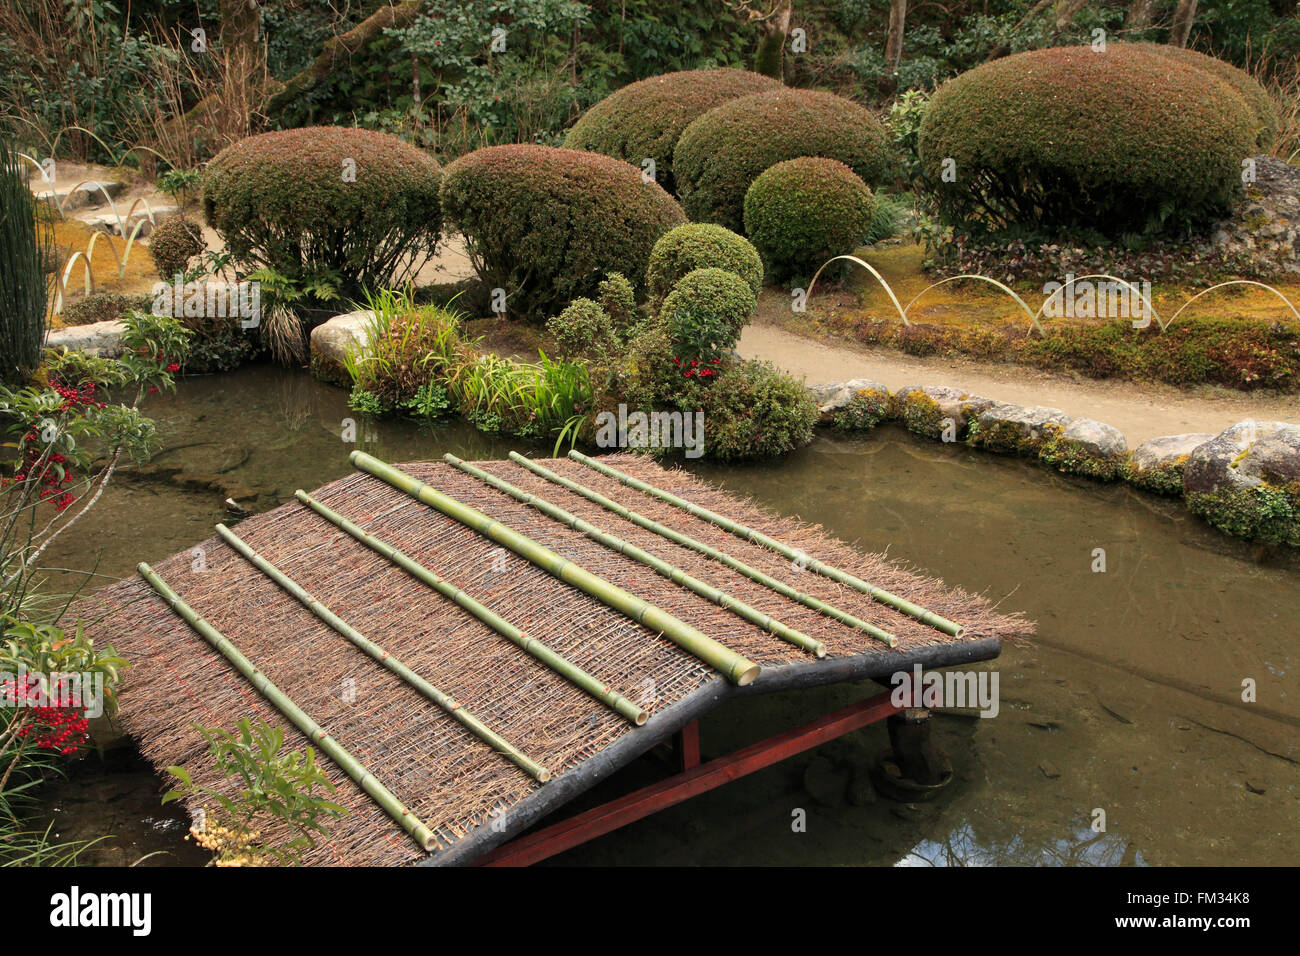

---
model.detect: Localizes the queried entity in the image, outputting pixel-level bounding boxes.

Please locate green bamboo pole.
[293,490,649,725]
[349,451,761,687]
[136,562,440,853]
[568,450,965,638]
[509,452,898,649]
[444,454,825,658]
[214,523,552,783]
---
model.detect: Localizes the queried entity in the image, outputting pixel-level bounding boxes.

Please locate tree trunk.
[1127,0,1158,28]
[1169,0,1198,47]
[885,0,907,73]
[753,0,792,80]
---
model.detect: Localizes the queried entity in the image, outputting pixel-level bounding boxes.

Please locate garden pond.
[33,365,1300,867]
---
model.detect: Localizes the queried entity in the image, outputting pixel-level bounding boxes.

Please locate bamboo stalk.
[444,454,825,658]
[293,489,649,725]
[349,451,761,686]
[214,523,552,783]
[509,452,897,648]
[568,450,965,638]
[136,562,440,854]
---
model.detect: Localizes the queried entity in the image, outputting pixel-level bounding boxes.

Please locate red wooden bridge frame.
[473,689,900,866]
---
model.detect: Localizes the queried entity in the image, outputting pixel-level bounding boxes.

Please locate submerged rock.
[309,309,375,387]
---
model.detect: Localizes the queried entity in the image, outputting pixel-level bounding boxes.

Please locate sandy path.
[738,319,1300,446]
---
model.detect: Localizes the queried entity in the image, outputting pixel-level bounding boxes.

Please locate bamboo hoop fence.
[509,452,899,649]
[215,523,551,783]
[350,451,761,687]
[568,451,965,638]
[293,489,648,725]
[445,453,825,658]
[136,561,440,853]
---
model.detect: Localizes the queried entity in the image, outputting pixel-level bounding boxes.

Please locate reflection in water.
[898,820,1146,867]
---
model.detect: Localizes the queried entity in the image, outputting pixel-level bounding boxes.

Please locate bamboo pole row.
[214,523,552,783]
[293,490,648,725]
[568,450,965,638]
[349,451,761,686]
[510,452,899,649]
[136,562,440,853]
[444,454,825,658]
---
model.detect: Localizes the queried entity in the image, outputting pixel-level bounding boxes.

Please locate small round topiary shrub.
[563,68,780,194]
[674,88,891,232]
[743,157,876,284]
[1120,42,1278,150]
[148,217,206,280]
[918,45,1257,239]
[645,223,764,307]
[546,297,617,362]
[677,359,818,460]
[202,126,442,296]
[440,144,686,322]
[660,267,757,365]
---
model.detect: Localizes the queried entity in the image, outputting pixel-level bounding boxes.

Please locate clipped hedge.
[674,88,891,232]
[148,217,205,280]
[918,45,1256,238]
[660,267,757,364]
[202,126,442,296]
[645,223,764,306]
[1122,42,1278,150]
[440,145,686,322]
[743,157,876,283]
[563,68,779,194]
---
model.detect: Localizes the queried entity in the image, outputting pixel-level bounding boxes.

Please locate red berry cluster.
[672,356,723,379]
[1,677,90,755]
[1,377,115,512]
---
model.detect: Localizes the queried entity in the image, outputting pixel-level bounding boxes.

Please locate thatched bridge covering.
[80,453,1030,866]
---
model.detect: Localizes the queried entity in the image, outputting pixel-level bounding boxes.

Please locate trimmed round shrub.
[546,297,616,362]
[678,359,817,460]
[202,126,442,296]
[148,217,205,280]
[60,292,151,327]
[563,68,780,194]
[645,223,764,307]
[674,88,891,232]
[1121,42,1277,150]
[440,145,685,322]
[918,45,1257,238]
[596,272,638,337]
[743,157,876,283]
[660,267,757,363]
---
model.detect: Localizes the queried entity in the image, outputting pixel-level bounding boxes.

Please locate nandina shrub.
[1119,42,1277,150]
[201,126,442,297]
[743,157,876,284]
[645,223,764,307]
[440,144,686,322]
[674,88,890,232]
[918,45,1256,240]
[660,267,756,367]
[673,359,817,460]
[563,68,779,194]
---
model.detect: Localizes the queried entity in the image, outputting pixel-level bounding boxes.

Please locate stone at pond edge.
[894,384,994,439]
[309,309,374,387]
[45,320,126,358]
[1126,432,1215,496]
[817,378,891,429]
[1183,420,1300,546]
[970,402,1073,454]
[1061,418,1126,458]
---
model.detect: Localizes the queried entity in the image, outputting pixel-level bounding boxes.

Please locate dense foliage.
[660,267,757,366]
[148,217,206,280]
[202,126,443,298]
[918,45,1257,240]
[563,68,778,193]
[743,157,876,283]
[645,224,764,306]
[674,88,890,232]
[677,359,818,461]
[440,144,685,321]
[0,136,48,383]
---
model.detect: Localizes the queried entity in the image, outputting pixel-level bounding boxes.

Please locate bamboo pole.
[568,450,965,638]
[214,523,552,783]
[509,452,897,648]
[444,454,825,658]
[293,490,649,725]
[136,562,440,853]
[349,451,761,686]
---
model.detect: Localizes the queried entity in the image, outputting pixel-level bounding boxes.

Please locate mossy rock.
[968,403,1073,456]
[832,386,892,431]
[895,385,994,440]
[1186,482,1300,546]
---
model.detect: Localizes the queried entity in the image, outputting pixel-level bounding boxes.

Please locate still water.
[37,366,1300,866]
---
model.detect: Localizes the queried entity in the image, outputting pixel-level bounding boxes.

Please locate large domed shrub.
[202,126,442,296]
[439,145,686,322]
[646,223,764,306]
[743,158,876,283]
[1120,42,1277,150]
[917,46,1256,238]
[564,68,779,194]
[660,267,757,364]
[674,88,890,232]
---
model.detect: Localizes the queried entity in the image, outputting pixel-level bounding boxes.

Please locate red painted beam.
[677,721,701,772]
[474,691,899,867]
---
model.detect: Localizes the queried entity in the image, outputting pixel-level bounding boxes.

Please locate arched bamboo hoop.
[1032,273,1161,334]
[1163,280,1300,332]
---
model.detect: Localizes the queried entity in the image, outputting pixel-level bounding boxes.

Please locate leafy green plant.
[0,135,51,383]
[660,268,756,366]
[163,718,346,867]
[645,223,764,307]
